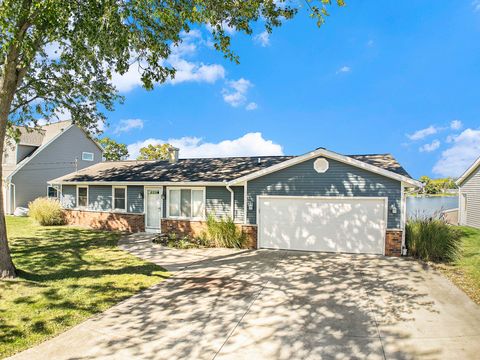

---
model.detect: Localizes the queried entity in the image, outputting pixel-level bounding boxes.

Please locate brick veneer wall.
[385,230,403,257]
[161,219,257,249]
[62,211,401,256]
[63,209,145,232]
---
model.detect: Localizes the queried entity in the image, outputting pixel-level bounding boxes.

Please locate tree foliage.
[0,0,345,278]
[98,137,129,161]
[137,144,173,160]
[419,176,457,195]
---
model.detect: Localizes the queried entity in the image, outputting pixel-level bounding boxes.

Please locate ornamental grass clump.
[28,197,65,226]
[406,216,461,263]
[206,214,246,248]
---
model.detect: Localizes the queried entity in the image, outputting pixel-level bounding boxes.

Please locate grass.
[435,226,480,305]
[0,216,168,358]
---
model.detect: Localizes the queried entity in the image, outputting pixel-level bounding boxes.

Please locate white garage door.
[258,196,387,255]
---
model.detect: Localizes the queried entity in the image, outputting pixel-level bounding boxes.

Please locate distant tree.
[419,176,457,195]
[99,137,128,161]
[137,144,173,161]
[420,176,431,185]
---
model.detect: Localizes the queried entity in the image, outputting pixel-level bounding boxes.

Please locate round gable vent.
[314,158,329,173]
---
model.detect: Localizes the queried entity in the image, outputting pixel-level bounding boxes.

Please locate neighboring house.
[48,147,422,256]
[2,121,103,214]
[456,156,480,228]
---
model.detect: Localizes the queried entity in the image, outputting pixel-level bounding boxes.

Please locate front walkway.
[9,233,480,359]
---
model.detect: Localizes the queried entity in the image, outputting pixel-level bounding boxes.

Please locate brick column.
[241,225,258,249]
[385,230,403,257]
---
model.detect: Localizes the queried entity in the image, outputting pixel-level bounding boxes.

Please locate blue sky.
[100,1,480,179]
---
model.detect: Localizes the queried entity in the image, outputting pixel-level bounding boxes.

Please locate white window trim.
[76,185,89,209]
[47,185,60,199]
[112,186,127,212]
[166,187,206,220]
[82,151,94,161]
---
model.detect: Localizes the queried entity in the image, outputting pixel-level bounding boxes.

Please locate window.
[168,188,204,219]
[47,185,59,199]
[113,186,127,211]
[77,186,88,208]
[82,152,94,161]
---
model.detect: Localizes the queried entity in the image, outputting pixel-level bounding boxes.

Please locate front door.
[146,188,162,231]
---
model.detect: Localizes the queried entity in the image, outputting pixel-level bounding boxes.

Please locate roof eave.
[455,156,480,186]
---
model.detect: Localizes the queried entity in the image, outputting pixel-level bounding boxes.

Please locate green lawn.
[437,226,480,305]
[0,216,168,358]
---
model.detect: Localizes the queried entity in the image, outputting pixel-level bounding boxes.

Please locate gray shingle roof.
[53,156,295,183]
[348,154,412,178]
[52,152,412,183]
[11,120,73,146]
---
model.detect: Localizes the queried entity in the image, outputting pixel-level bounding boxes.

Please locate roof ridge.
[347,153,392,157]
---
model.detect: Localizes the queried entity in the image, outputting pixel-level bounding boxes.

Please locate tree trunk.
[0,54,22,279]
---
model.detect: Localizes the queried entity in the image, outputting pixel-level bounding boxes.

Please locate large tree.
[138,143,172,160]
[0,0,344,278]
[99,137,129,161]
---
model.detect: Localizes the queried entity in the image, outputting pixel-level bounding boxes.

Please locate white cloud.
[168,58,225,85]
[336,66,351,74]
[473,0,480,12]
[111,31,225,92]
[44,42,62,60]
[367,39,374,47]
[419,139,440,152]
[111,62,144,92]
[433,128,480,177]
[254,31,270,47]
[114,118,144,134]
[407,125,438,140]
[246,102,258,111]
[96,119,107,132]
[127,132,283,159]
[450,119,463,130]
[222,78,253,107]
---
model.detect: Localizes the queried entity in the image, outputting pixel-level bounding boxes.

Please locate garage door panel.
[258,197,386,254]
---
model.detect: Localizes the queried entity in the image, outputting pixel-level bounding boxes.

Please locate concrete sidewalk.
[8,233,480,360]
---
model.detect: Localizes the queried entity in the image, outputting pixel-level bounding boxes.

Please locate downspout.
[225,183,235,220]
[10,182,15,214]
[401,182,407,256]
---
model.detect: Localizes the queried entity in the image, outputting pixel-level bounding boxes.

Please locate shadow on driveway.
[9,234,480,360]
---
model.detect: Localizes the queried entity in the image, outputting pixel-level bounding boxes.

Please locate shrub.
[28,197,65,226]
[152,232,206,249]
[205,214,245,248]
[406,217,461,263]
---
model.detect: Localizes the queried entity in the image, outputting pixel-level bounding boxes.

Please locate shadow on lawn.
[11,228,164,282]
[0,226,167,355]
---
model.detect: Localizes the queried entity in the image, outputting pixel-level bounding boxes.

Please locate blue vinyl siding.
[233,186,244,223]
[127,186,144,213]
[61,185,76,209]
[206,187,230,218]
[63,184,144,213]
[88,185,111,211]
[246,156,402,228]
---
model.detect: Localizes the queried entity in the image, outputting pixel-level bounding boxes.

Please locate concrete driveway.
[9,234,480,360]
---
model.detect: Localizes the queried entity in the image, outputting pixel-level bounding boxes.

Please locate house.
[2,121,103,214]
[48,147,422,256]
[456,156,480,228]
